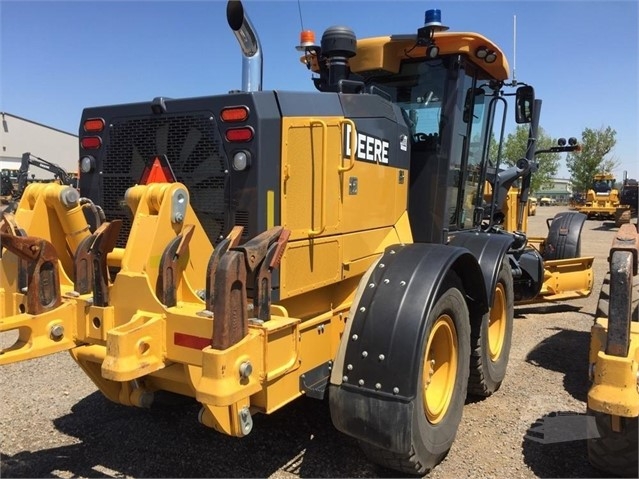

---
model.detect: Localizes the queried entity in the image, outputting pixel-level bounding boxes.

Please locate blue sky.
[1,0,637,178]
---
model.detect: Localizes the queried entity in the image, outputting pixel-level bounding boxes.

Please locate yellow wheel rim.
[488,283,506,361]
[423,314,458,424]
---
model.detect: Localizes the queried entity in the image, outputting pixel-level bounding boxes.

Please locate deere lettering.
[343,123,389,164]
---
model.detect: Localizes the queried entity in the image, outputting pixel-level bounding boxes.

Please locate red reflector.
[174,332,210,350]
[220,106,249,122]
[81,136,102,149]
[83,118,105,132]
[139,155,176,184]
[225,127,253,142]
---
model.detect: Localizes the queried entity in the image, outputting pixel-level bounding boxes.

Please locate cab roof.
[349,31,510,81]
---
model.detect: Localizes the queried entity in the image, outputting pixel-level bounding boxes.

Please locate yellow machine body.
[588,318,639,417]
[0,2,589,474]
[1,155,411,437]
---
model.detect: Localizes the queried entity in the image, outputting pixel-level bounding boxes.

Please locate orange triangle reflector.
[139,156,176,184]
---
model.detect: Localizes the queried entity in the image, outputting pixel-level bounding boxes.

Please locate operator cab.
[593,177,614,194]
[359,55,496,241]
[303,8,533,243]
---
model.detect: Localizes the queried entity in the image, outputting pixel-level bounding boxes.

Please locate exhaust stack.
[227,0,263,92]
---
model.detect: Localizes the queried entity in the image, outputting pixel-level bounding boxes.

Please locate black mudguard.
[543,212,586,260]
[447,230,514,305]
[329,242,485,453]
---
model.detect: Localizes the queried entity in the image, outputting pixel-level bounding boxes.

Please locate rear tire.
[468,260,514,396]
[587,409,638,478]
[359,274,471,476]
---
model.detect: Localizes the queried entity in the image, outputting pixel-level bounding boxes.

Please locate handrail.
[338,119,357,172]
[309,119,327,236]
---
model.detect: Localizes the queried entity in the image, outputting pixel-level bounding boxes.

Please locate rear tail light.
[81,136,102,149]
[220,106,249,122]
[83,118,105,132]
[225,127,254,142]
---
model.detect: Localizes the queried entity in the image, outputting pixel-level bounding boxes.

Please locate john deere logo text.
[343,123,389,164]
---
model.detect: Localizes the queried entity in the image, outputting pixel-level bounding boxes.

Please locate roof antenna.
[512,14,517,85]
[297,0,305,31]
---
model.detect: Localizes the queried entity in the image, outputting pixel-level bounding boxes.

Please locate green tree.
[499,125,561,193]
[565,126,618,193]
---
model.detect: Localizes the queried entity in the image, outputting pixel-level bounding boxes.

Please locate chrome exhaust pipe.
[227,0,263,92]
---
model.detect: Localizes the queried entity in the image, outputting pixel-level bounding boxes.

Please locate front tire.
[587,409,638,478]
[468,261,514,396]
[359,274,471,475]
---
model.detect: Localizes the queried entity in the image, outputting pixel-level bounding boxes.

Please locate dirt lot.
[0,206,631,478]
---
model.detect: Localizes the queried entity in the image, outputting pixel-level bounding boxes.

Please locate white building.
[0,112,78,179]
[535,178,573,204]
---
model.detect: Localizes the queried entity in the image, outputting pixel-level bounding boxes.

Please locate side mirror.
[515,85,535,124]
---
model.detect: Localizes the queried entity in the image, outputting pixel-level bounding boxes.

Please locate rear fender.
[329,242,484,453]
[543,212,586,260]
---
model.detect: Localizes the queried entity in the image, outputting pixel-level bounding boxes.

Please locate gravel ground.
[0,206,630,478]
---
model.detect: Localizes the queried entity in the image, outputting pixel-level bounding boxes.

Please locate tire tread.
[467,261,514,397]
[596,269,639,321]
[587,410,638,478]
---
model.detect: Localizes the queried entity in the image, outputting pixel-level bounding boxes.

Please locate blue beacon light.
[424,9,443,28]
[423,9,449,32]
[417,8,448,52]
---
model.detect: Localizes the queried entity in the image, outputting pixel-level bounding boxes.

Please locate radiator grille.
[103,113,228,247]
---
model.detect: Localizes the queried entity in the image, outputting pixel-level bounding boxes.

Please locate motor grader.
[0,1,589,475]
[587,221,638,477]
[578,172,632,227]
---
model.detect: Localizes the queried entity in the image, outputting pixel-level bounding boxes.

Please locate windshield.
[593,178,614,193]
